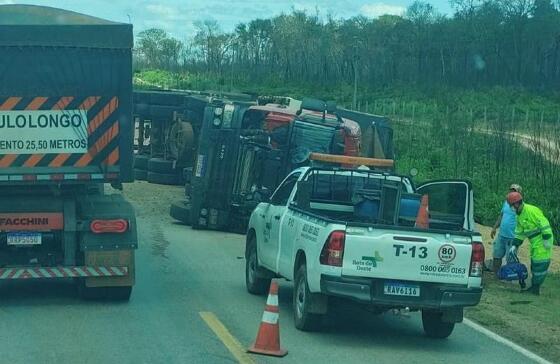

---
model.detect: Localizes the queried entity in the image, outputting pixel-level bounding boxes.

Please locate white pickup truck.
[245,166,484,338]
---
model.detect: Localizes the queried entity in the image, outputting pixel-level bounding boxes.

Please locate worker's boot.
[522,285,540,295]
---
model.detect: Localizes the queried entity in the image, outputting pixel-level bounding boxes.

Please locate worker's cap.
[509,184,522,193]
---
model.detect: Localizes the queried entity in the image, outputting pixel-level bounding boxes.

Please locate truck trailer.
[0,5,137,300]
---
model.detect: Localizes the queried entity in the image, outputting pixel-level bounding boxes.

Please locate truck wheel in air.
[168,122,194,167]
[245,236,271,295]
[422,310,455,339]
[133,154,149,169]
[134,169,148,181]
[294,263,323,331]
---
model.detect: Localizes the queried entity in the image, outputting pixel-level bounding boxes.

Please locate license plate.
[384,281,420,297]
[7,232,42,246]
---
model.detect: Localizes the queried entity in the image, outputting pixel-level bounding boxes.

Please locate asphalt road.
[0,183,544,364]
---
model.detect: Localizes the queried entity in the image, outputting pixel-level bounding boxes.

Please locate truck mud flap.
[85,250,135,287]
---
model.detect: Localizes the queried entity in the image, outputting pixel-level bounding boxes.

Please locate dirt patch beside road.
[119,181,184,221]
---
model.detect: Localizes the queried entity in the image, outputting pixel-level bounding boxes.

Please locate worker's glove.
[507,245,518,264]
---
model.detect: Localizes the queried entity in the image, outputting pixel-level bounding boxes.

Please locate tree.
[136,28,183,70]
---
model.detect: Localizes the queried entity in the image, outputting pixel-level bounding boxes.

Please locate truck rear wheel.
[78,282,132,302]
[294,264,323,331]
[422,310,455,339]
[245,237,270,295]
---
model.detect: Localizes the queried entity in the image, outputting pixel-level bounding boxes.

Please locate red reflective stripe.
[0,97,21,110]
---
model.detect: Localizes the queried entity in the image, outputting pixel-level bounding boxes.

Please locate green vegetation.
[133,1,560,91]
[134,68,560,239]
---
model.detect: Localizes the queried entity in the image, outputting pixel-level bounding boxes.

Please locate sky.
[0,0,454,39]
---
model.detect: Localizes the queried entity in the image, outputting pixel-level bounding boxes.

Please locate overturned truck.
[170,97,394,232]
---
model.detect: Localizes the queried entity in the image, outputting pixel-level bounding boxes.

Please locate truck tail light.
[469,241,485,277]
[320,230,345,267]
[90,219,128,234]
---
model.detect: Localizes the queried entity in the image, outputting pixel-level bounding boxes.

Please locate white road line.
[464,319,553,364]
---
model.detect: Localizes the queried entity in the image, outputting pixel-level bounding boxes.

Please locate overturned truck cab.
[0,5,137,300]
[186,97,394,233]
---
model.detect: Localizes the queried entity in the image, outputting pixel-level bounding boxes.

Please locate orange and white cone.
[415,194,429,229]
[248,280,288,357]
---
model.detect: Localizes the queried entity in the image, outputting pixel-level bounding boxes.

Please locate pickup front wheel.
[294,264,323,331]
[245,237,271,295]
[422,309,455,339]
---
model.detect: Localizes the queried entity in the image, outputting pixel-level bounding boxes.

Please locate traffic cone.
[415,194,429,229]
[248,280,288,357]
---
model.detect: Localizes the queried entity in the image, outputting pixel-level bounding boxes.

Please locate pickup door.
[257,172,301,270]
[341,180,475,285]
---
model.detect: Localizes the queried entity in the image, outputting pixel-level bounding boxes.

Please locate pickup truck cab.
[245,166,484,338]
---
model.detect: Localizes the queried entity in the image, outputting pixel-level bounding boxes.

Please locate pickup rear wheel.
[245,238,270,295]
[422,310,455,339]
[294,264,322,331]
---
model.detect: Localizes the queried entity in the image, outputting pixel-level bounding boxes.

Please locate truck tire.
[245,236,271,295]
[78,283,132,302]
[148,157,175,174]
[147,171,179,185]
[150,92,185,106]
[422,310,455,339]
[105,286,133,301]
[133,154,149,169]
[134,168,148,181]
[150,105,178,119]
[170,200,191,225]
[294,264,323,331]
[168,121,194,166]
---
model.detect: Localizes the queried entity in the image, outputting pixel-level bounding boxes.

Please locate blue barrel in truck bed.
[0,5,133,184]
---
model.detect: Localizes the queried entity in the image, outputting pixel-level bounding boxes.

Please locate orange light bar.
[309,153,394,168]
